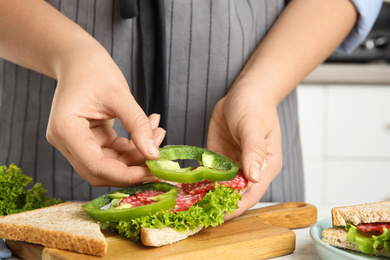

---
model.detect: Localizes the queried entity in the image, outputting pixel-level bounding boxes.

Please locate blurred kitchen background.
[298,1,390,206]
[0,2,388,208]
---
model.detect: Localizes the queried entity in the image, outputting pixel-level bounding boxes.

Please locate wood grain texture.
[250,202,317,229]
[5,202,317,260]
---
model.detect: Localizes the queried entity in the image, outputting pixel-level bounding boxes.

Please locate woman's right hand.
[47,46,165,187]
[0,0,164,187]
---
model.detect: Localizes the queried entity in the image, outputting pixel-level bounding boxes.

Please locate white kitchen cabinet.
[326,160,390,205]
[302,159,327,204]
[326,85,390,158]
[297,84,390,205]
[296,85,327,159]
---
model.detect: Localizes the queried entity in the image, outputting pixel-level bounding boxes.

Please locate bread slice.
[332,201,390,226]
[0,202,107,256]
[141,226,203,247]
[322,227,390,257]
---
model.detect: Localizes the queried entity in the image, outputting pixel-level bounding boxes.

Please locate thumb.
[241,129,267,183]
[115,93,160,160]
[239,115,281,183]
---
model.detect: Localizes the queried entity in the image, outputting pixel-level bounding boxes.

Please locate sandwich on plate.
[322,201,390,257]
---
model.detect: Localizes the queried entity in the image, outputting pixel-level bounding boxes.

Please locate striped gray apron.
[0,0,304,202]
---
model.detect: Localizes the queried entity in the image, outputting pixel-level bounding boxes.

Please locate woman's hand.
[208,0,357,219]
[0,0,164,187]
[207,79,283,220]
[47,48,164,187]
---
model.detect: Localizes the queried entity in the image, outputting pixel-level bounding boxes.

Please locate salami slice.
[357,223,390,233]
[117,185,207,213]
[172,189,206,212]
[181,180,216,195]
[119,196,144,207]
[182,169,248,195]
[118,170,241,212]
[157,179,183,189]
[218,170,248,189]
[136,190,164,205]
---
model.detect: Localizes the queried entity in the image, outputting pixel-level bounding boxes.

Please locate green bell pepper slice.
[82,182,178,222]
[145,145,239,183]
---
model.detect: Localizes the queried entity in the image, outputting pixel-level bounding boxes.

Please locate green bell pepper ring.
[145,145,239,183]
[82,182,177,222]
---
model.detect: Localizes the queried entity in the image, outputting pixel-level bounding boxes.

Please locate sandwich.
[82,145,263,247]
[0,164,105,256]
[322,201,390,257]
[0,201,107,256]
[0,145,263,255]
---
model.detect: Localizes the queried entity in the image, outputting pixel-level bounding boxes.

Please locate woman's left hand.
[207,78,283,220]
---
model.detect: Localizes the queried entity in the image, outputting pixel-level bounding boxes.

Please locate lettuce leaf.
[106,184,242,241]
[346,223,390,255]
[0,164,63,216]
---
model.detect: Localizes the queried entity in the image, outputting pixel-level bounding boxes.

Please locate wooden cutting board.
[6,202,317,260]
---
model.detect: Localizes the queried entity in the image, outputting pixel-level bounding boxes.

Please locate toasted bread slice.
[332,201,390,226]
[0,202,107,256]
[322,227,390,257]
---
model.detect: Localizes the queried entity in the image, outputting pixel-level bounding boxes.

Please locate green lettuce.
[105,184,242,241]
[0,164,63,216]
[346,223,390,255]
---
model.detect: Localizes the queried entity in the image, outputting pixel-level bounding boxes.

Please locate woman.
[0,0,381,218]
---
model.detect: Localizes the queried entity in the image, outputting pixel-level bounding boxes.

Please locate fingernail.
[156,130,166,144]
[151,114,161,129]
[148,140,160,158]
[249,162,261,182]
[142,175,158,183]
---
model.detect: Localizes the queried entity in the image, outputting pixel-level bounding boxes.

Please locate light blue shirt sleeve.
[337,0,383,53]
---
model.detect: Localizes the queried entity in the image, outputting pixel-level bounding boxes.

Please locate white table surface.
[249,203,335,260]
[4,203,333,260]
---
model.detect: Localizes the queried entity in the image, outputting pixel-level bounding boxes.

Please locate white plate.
[310,218,388,260]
